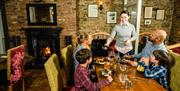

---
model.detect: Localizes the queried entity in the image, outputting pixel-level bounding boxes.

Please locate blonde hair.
[77,31,89,44]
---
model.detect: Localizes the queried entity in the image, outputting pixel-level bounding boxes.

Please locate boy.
[74,49,113,91]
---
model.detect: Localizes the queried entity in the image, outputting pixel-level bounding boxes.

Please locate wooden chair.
[92,31,110,39]
[138,32,151,53]
[7,45,25,91]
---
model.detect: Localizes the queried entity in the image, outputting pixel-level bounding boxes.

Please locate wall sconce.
[99,1,103,10]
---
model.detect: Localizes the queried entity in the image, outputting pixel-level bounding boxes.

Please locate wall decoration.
[144,19,151,25]
[156,10,165,20]
[144,7,153,18]
[88,5,98,17]
[107,12,117,23]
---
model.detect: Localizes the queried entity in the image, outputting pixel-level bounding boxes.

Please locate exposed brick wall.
[5,0,77,48]
[140,0,175,44]
[169,0,180,44]
[4,0,178,50]
[77,0,123,33]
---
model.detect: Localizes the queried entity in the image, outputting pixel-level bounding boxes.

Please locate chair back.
[44,54,63,91]
[92,32,110,39]
[61,45,74,86]
[138,32,151,53]
[7,45,25,91]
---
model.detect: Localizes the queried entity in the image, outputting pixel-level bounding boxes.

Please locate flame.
[43,47,51,56]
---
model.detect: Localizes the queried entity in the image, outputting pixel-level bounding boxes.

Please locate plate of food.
[100,69,112,77]
[95,58,106,65]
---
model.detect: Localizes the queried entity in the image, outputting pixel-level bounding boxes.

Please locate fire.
[42,46,51,56]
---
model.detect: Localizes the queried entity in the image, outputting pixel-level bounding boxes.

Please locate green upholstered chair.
[44,54,63,91]
[44,54,75,91]
[167,43,180,91]
[60,45,74,86]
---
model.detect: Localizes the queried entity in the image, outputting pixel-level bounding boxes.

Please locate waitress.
[105,10,137,57]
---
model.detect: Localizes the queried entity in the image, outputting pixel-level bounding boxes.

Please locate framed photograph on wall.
[107,12,117,23]
[144,19,151,25]
[88,5,98,17]
[156,10,165,20]
[144,7,153,18]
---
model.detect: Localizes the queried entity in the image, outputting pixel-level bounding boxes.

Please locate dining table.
[94,57,167,91]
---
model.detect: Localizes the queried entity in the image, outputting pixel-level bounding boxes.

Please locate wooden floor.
[0,68,50,91]
[24,69,50,91]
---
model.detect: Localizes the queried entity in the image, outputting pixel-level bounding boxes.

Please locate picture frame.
[107,11,117,23]
[156,10,165,20]
[144,19,151,25]
[88,4,98,17]
[144,7,153,18]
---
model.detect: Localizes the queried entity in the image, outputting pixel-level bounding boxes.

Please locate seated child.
[74,49,113,91]
[141,50,174,90]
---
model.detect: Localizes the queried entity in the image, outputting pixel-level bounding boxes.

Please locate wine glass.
[119,73,127,83]
[120,64,127,73]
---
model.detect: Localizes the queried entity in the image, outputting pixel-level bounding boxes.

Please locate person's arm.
[132,41,151,59]
[105,26,117,46]
[144,66,167,79]
[132,53,142,59]
[81,70,111,91]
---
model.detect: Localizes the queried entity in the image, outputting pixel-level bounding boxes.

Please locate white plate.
[98,61,106,64]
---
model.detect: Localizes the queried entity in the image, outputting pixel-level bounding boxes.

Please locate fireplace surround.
[22,27,62,68]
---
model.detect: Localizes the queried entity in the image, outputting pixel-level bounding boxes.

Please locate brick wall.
[4,0,178,49]
[5,0,77,48]
[169,0,180,44]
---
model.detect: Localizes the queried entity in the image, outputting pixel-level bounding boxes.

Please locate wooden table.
[95,62,166,91]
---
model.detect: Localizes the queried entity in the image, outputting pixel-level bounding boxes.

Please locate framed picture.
[144,19,151,25]
[88,5,98,17]
[107,12,117,23]
[144,7,153,18]
[156,10,165,20]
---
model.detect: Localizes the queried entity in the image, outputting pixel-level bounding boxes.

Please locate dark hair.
[153,50,174,67]
[77,31,89,44]
[153,50,174,90]
[120,10,129,16]
[75,49,92,64]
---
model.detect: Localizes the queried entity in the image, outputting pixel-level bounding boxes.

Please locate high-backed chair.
[44,54,63,91]
[7,45,25,91]
[44,54,74,91]
[167,43,180,91]
[60,45,74,86]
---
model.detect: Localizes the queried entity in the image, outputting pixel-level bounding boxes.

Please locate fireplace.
[22,27,62,68]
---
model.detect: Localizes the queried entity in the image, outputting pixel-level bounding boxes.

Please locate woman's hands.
[107,76,113,82]
[124,39,131,46]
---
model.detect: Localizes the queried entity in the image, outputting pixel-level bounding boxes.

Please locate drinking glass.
[120,64,127,73]
[119,74,127,83]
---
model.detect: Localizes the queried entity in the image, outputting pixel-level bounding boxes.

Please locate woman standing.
[105,11,137,57]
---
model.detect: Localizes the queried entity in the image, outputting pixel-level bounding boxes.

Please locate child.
[74,49,113,91]
[142,50,174,90]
